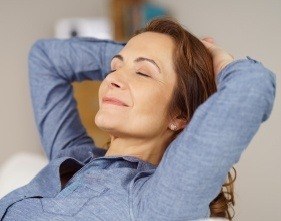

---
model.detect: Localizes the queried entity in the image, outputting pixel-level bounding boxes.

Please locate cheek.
[130,89,170,134]
[134,88,169,117]
[98,81,106,107]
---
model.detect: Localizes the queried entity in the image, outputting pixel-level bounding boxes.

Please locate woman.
[0,17,276,220]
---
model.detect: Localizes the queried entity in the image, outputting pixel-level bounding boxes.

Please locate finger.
[200,39,214,49]
[202,37,214,44]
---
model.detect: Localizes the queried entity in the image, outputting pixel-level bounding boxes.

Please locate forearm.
[28,37,125,160]
[29,37,125,81]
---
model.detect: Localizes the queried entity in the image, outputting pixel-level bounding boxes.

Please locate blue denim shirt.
[0,37,276,221]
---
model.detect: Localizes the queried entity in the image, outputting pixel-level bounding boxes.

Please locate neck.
[104,134,173,166]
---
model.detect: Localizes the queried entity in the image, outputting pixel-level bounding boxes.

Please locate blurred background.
[0,0,280,220]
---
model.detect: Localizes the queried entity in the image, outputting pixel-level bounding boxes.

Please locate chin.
[95,113,140,138]
[94,111,120,132]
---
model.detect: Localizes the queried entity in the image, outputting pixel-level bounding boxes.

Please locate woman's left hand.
[200,37,235,76]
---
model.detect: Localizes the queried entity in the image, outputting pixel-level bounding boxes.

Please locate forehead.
[118,32,175,70]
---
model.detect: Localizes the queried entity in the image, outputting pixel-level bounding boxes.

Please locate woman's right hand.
[201,37,235,76]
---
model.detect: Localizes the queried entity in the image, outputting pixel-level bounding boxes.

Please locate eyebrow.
[111,54,161,73]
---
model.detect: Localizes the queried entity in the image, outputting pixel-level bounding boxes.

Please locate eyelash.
[107,70,150,78]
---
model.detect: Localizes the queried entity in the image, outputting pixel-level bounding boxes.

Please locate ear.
[175,117,188,130]
[169,116,188,131]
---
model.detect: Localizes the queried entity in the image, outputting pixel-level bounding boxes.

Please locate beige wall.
[0,0,280,220]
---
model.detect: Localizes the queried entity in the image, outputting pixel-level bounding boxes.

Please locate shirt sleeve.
[132,56,277,220]
[28,37,125,161]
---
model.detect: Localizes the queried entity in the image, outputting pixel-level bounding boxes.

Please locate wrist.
[216,58,235,76]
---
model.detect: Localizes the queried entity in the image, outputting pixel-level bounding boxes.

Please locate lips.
[102,96,128,107]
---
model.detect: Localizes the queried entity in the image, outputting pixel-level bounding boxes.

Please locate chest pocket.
[40,183,109,216]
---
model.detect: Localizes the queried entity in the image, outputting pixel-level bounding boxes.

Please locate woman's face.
[95,32,177,139]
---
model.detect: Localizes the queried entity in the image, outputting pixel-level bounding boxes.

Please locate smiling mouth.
[102,100,128,107]
[102,96,129,107]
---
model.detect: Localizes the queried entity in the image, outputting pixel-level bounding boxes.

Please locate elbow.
[28,39,51,79]
[222,57,277,123]
[260,69,276,122]
[28,39,46,60]
[250,65,277,122]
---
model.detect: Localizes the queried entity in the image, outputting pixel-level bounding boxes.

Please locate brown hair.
[105,16,236,220]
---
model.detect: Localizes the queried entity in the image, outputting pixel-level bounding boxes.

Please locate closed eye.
[136,72,150,77]
[107,70,116,75]
[106,70,150,78]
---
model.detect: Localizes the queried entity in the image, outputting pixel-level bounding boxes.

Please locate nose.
[105,70,126,90]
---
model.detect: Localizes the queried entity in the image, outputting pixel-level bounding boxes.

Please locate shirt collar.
[94,154,157,171]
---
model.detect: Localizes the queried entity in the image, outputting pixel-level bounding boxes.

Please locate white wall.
[0,0,280,220]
